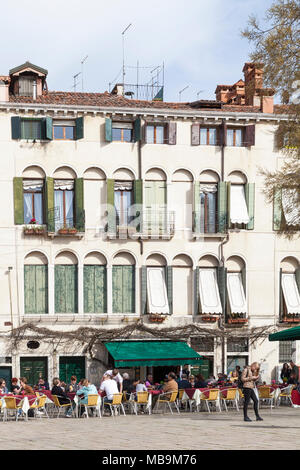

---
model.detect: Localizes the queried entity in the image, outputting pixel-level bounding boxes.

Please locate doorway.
[59,356,85,383]
[0,367,12,391]
[20,357,48,387]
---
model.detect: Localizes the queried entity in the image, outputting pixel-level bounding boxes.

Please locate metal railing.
[105,209,175,238]
[192,211,224,234]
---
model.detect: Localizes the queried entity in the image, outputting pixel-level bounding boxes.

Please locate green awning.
[105,341,202,367]
[269,326,300,342]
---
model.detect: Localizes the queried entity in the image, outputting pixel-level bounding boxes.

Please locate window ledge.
[193,232,227,239]
[47,231,84,239]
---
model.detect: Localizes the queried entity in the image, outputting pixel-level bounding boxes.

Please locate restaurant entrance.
[0,366,12,391]
[152,366,179,383]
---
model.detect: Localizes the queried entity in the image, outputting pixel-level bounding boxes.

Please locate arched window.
[13,166,46,226]
[142,254,171,315]
[226,256,247,322]
[228,171,254,230]
[24,252,48,314]
[144,169,168,234]
[84,252,107,313]
[172,255,193,315]
[55,252,78,313]
[112,253,135,313]
[196,255,222,316]
[280,257,300,322]
[83,168,106,230]
[195,170,220,234]
[171,170,193,234]
[53,167,77,232]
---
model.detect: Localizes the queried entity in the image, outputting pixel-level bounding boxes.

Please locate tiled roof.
[7,90,288,114]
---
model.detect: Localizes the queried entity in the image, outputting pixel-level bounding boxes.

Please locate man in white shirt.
[104,368,123,393]
[100,374,119,403]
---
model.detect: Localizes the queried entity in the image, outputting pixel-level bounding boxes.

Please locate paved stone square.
[0,406,299,450]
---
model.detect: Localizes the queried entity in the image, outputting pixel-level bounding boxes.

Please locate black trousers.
[243,388,259,418]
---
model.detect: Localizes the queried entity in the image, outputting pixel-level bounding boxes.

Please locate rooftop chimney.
[0,77,10,102]
[111,83,124,97]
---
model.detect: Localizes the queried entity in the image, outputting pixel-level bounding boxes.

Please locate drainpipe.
[137,117,143,256]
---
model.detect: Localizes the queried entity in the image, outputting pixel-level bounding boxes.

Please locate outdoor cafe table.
[0,394,34,419]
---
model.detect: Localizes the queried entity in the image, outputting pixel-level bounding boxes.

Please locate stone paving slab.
[0,407,299,450]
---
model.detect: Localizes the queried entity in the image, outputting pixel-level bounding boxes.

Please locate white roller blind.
[23,179,44,190]
[147,267,169,314]
[282,189,300,226]
[199,268,222,314]
[54,179,74,190]
[230,185,250,224]
[227,272,247,314]
[282,273,300,314]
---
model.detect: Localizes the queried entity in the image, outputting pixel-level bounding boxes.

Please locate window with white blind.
[230,184,250,225]
[227,272,247,314]
[146,267,169,314]
[198,268,222,314]
[281,273,300,314]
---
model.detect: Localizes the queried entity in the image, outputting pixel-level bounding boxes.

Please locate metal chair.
[103,393,126,416]
[277,385,294,407]
[133,391,151,415]
[221,388,239,411]
[3,396,28,421]
[200,389,222,412]
[52,395,75,418]
[156,391,180,414]
[82,394,101,418]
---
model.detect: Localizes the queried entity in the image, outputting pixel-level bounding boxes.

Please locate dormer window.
[19,75,34,96]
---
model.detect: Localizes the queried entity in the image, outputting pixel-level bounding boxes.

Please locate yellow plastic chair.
[156,391,180,414]
[278,385,294,406]
[258,386,274,409]
[200,389,222,412]
[52,395,75,418]
[82,394,101,418]
[30,395,49,418]
[103,393,126,416]
[3,396,27,421]
[133,391,150,415]
[222,388,239,411]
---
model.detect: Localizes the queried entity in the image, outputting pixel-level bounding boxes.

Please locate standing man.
[289,360,299,383]
[103,368,123,393]
[241,362,263,422]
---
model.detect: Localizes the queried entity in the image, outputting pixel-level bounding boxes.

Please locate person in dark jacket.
[194,374,207,388]
[51,378,75,417]
[280,363,291,383]
[178,374,191,389]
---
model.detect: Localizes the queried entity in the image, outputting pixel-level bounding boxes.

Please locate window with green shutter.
[112,265,135,313]
[55,265,78,313]
[84,265,107,313]
[24,265,48,314]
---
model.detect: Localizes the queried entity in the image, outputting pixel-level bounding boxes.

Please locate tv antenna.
[81,55,88,92]
[197,90,204,99]
[179,85,189,102]
[122,23,132,89]
[72,72,81,92]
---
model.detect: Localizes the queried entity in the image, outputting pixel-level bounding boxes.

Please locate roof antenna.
[72,72,81,92]
[81,55,88,92]
[122,23,132,92]
[179,85,189,102]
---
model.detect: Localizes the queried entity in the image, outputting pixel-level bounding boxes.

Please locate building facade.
[0,61,299,388]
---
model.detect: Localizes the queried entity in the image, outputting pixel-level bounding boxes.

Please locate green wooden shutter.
[273,188,283,231]
[134,117,141,142]
[13,177,24,225]
[295,268,300,296]
[55,265,78,313]
[46,177,55,232]
[241,266,246,296]
[245,183,255,230]
[191,124,200,146]
[112,266,123,313]
[167,122,177,145]
[227,182,231,230]
[193,181,201,233]
[166,266,173,315]
[11,117,21,140]
[122,266,135,313]
[84,265,107,313]
[141,266,147,314]
[217,182,227,233]
[279,268,283,319]
[105,118,112,142]
[107,179,116,234]
[217,266,227,316]
[134,179,143,232]
[75,117,84,140]
[24,265,48,314]
[44,117,53,140]
[75,178,85,232]
[194,267,199,315]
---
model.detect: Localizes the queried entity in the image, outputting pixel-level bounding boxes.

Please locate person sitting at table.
[229,371,239,383]
[280,363,291,383]
[35,377,50,391]
[178,374,191,389]
[11,377,20,394]
[51,377,75,417]
[287,372,298,385]
[189,375,196,388]
[76,379,98,417]
[0,379,8,394]
[152,372,178,409]
[181,364,190,379]
[145,374,155,390]
[19,377,34,395]
[100,373,119,406]
[66,375,79,393]
[194,374,207,389]
[122,373,134,397]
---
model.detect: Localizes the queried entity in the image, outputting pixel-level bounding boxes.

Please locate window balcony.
[226,313,248,326]
[192,211,227,238]
[23,224,47,236]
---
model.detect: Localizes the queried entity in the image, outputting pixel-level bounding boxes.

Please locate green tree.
[242,0,300,237]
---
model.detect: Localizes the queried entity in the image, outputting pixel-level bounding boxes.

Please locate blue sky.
[1,0,275,102]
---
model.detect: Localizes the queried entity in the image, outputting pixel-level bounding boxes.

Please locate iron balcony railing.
[105,209,175,237]
[192,210,223,234]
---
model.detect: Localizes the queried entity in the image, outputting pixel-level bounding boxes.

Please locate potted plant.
[149,313,166,323]
[68,227,78,234]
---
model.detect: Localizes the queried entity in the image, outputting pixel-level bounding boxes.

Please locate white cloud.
[1,0,275,102]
